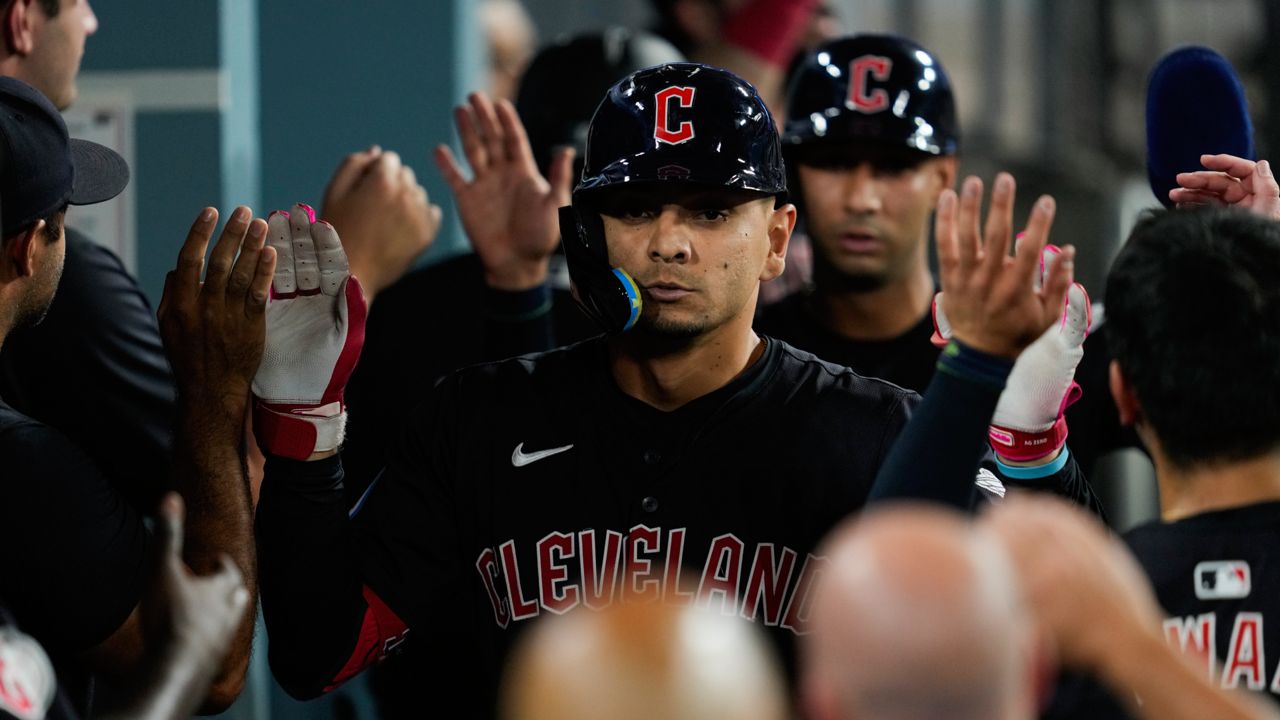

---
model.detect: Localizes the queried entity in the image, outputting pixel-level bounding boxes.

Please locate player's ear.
[4,0,36,56]
[759,201,796,282]
[1,220,44,279]
[1108,360,1142,427]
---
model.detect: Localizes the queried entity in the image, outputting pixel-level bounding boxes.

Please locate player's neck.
[1156,449,1280,522]
[813,259,933,341]
[609,315,764,412]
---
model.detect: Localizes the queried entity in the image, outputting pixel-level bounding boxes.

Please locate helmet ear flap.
[559,205,643,334]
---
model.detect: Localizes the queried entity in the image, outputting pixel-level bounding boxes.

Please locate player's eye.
[692,209,729,222]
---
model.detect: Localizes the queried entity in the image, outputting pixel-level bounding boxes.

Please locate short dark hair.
[1105,208,1280,468]
[3,206,65,246]
[36,0,61,19]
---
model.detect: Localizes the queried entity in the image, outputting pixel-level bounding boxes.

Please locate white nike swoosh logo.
[511,442,574,467]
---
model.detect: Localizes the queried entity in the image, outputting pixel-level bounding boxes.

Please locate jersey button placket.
[641,496,660,513]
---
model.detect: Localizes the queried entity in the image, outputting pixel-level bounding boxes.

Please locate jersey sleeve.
[0,232,176,511]
[0,421,151,653]
[256,372,464,699]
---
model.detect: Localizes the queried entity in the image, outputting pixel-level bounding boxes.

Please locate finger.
[312,219,349,297]
[204,206,253,298]
[1035,242,1061,291]
[1199,153,1258,179]
[157,492,185,561]
[400,163,418,193]
[454,103,487,172]
[495,98,535,167]
[434,144,468,195]
[227,218,268,300]
[1174,170,1240,192]
[979,172,1016,282]
[469,92,506,164]
[266,210,296,296]
[547,147,576,206]
[1061,281,1091,347]
[934,189,960,287]
[291,203,321,294]
[1039,243,1075,329]
[957,176,984,275]
[212,553,246,595]
[1167,189,1228,207]
[174,208,217,306]
[1252,159,1280,214]
[248,246,276,316]
[1001,195,1054,305]
[1173,172,1250,203]
[325,147,383,202]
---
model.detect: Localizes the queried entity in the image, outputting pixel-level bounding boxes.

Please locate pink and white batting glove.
[252,203,367,461]
[933,245,1092,462]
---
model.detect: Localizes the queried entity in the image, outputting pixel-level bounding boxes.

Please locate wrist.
[484,256,551,291]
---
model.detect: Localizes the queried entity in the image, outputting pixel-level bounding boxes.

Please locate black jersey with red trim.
[1125,501,1280,706]
[257,335,1092,715]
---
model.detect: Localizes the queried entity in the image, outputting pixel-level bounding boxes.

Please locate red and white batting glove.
[933,245,1092,462]
[252,203,367,461]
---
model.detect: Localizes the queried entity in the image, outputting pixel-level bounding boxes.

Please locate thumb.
[930,292,952,348]
[547,147,576,205]
[1060,283,1091,348]
[157,492,186,561]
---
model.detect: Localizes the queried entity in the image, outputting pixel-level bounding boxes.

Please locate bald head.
[501,601,787,720]
[803,504,1037,720]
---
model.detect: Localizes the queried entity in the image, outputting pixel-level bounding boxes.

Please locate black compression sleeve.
[868,341,1011,510]
[483,283,555,359]
[255,455,367,700]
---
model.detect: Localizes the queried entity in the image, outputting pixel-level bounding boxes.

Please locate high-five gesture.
[935,173,1075,360]
[1171,153,1280,220]
[434,92,575,290]
[158,206,276,418]
[252,204,367,461]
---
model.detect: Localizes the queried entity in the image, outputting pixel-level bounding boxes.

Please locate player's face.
[22,0,98,110]
[599,186,793,337]
[798,145,955,291]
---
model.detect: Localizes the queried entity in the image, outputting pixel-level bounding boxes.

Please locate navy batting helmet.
[784,34,959,157]
[560,62,787,334]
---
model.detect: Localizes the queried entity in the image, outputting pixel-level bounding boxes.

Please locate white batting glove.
[252,203,367,460]
[933,245,1092,462]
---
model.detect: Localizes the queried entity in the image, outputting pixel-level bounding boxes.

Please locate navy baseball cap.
[0,76,129,238]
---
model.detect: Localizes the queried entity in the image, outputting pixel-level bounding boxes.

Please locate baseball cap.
[0,76,129,238]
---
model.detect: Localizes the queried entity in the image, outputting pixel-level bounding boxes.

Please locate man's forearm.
[171,397,257,709]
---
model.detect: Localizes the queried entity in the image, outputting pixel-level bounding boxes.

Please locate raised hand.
[252,204,367,461]
[157,206,276,419]
[934,173,1074,360]
[434,91,575,290]
[1171,154,1280,220]
[321,146,443,302]
[934,243,1091,462]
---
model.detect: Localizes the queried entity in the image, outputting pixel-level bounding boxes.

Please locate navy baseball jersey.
[257,336,1092,715]
[1126,501,1280,706]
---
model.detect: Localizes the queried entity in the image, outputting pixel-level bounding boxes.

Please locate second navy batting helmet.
[560,62,787,334]
[784,34,959,157]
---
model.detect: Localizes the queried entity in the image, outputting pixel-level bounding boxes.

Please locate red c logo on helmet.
[654,86,696,145]
[848,55,893,113]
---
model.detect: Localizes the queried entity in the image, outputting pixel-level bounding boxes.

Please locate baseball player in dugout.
[253,63,1099,716]
[758,34,1133,477]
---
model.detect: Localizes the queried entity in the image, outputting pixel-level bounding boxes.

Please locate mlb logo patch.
[1194,560,1251,600]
